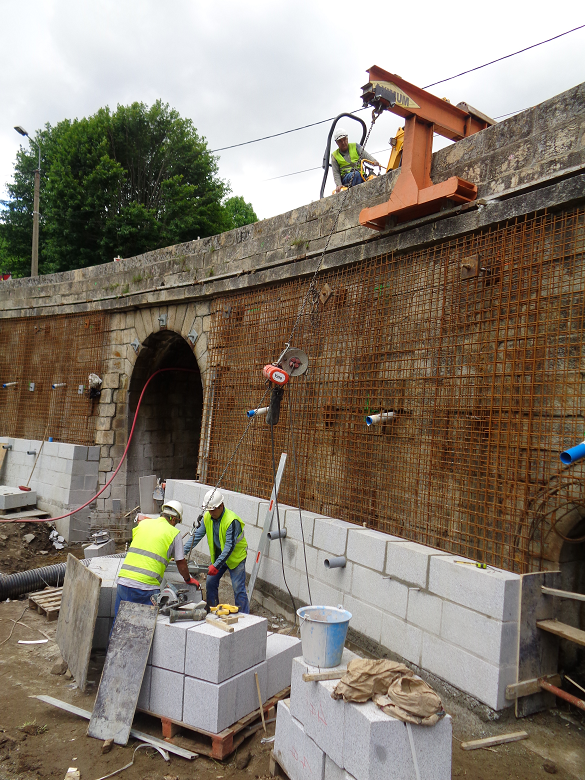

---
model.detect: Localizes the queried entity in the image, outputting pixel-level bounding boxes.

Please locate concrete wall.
[166,479,519,711]
[0,436,99,540]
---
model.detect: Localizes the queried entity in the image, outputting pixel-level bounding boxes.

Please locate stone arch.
[126,330,203,511]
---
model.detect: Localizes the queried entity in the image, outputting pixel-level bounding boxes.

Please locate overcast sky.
[1,1,584,224]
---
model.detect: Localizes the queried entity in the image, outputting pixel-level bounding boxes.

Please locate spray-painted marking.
[256,551,261,563]
[269,500,274,511]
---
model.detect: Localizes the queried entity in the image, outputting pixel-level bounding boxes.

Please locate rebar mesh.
[203,206,585,573]
[0,312,106,446]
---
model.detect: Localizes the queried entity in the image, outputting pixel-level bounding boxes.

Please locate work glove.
[208,564,219,576]
[186,576,200,587]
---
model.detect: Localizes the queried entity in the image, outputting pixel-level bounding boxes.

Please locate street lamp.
[14,126,41,277]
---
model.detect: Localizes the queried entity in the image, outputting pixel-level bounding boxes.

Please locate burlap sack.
[332,659,413,702]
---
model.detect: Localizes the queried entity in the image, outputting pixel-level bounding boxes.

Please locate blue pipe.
[247,406,269,418]
[560,441,585,465]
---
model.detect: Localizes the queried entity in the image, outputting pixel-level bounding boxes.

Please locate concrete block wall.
[0,436,99,541]
[166,479,520,711]
[276,652,452,780]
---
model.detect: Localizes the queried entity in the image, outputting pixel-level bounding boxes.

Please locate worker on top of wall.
[184,488,250,614]
[114,500,199,616]
[331,128,381,193]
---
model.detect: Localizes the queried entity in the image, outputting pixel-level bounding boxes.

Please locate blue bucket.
[297,605,352,668]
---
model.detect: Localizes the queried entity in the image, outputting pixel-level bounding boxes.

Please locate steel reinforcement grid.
[204,206,585,573]
[0,312,106,446]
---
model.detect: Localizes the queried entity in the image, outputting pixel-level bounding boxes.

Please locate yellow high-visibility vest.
[118,516,179,587]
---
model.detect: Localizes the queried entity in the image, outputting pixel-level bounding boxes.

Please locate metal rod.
[538,679,585,712]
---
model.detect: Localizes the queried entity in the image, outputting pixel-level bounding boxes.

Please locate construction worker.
[184,488,250,614]
[114,500,199,616]
[331,128,381,193]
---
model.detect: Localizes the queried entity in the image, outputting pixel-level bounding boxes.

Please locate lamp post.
[14,126,41,277]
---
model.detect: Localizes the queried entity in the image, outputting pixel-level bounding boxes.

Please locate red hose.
[2,368,198,524]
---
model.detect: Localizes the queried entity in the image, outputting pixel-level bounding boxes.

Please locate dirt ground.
[1,524,585,779]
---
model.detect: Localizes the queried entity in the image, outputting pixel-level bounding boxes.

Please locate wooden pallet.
[137,687,289,760]
[28,587,63,621]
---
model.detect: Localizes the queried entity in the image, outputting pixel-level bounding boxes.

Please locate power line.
[423,23,585,89]
[215,24,583,158]
[210,108,367,153]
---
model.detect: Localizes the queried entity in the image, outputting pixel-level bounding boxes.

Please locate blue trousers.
[342,171,363,188]
[206,559,249,614]
[114,583,159,618]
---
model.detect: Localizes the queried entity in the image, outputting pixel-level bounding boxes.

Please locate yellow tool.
[210,604,239,616]
[455,561,487,569]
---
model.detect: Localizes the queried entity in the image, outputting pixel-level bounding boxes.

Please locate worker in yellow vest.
[115,500,199,616]
[184,488,249,613]
[331,128,381,193]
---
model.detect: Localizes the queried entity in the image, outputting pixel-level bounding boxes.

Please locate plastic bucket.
[296,605,352,668]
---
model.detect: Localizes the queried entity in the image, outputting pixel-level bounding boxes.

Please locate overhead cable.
[423,24,585,88]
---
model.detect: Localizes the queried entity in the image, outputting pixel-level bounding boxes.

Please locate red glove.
[208,564,219,576]
[187,576,200,587]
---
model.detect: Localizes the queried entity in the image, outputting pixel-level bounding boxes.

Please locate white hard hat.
[202,488,224,511]
[334,128,349,141]
[162,500,183,521]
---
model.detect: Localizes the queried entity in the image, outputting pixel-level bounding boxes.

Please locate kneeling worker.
[115,500,199,616]
[184,489,250,614]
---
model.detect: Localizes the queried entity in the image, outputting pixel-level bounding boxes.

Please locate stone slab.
[0,486,37,510]
[266,633,302,700]
[149,666,184,722]
[274,699,325,780]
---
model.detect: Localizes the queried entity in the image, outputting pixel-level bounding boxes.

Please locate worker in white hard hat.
[184,488,250,613]
[114,499,199,616]
[331,127,381,193]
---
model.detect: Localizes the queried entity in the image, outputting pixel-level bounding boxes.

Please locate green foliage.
[223,195,258,230]
[1,101,258,276]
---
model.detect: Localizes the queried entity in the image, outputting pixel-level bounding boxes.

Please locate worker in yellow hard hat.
[331,128,381,193]
[114,500,199,616]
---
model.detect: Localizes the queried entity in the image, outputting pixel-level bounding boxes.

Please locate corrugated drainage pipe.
[0,552,125,601]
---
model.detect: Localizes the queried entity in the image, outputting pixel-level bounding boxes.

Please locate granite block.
[385,541,449,589]
[290,649,359,729]
[266,633,303,700]
[313,518,352,556]
[185,614,267,683]
[351,567,408,619]
[149,667,184,722]
[380,612,423,666]
[324,756,356,780]
[274,699,325,780]
[137,665,151,711]
[151,616,205,674]
[406,590,442,636]
[441,601,519,666]
[235,661,267,721]
[284,509,316,545]
[346,528,396,570]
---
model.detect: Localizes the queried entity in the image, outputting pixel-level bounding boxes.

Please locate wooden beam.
[537,619,585,648]
[205,615,234,633]
[506,674,561,700]
[541,586,585,603]
[302,670,346,682]
[460,732,529,751]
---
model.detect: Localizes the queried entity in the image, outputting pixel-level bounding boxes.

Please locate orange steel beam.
[359,66,493,230]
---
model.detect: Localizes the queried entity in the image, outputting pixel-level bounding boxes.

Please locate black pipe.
[320,113,367,199]
[0,552,126,601]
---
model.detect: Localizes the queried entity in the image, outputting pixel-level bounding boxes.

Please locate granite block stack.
[274,649,452,780]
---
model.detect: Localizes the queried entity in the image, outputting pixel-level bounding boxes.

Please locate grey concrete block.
[428,555,521,621]
[325,755,356,780]
[137,665,151,711]
[149,666,184,722]
[151,616,203,674]
[87,445,100,461]
[385,541,449,589]
[290,649,358,729]
[440,600,519,666]
[183,673,237,734]
[185,614,267,683]
[268,534,298,567]
[0,487,37,511]
[235,660,267,721]
[344,699,452,780]
[421,632,515,710]
[97,584,115,618]
[266,633,302,700]
[221,489,260,526]
[58,443,88,460]
[346,528,396,570]
[274,699,325,780]
[313,518,352,556]
[406,590,442,636]
[284,509,315,545]
[351,567,408,619]
[84,539,116,559]
[315,550,353,592]
[380,612,423,666]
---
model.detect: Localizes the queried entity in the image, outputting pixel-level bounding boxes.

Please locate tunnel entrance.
[126,330,203,512]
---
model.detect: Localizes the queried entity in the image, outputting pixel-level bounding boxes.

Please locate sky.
[1,1,584,223]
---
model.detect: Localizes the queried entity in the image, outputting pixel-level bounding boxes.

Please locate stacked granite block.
[137,614,302,733]
[88,556,124,649]
[274,649,452,780]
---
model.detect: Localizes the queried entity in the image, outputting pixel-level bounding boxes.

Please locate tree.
[223,196,258,230]
[0,101,256,276]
